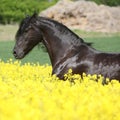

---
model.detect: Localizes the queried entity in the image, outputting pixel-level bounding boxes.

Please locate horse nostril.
[13,50,17,56]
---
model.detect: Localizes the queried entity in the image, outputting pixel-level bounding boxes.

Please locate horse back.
[94,53,120,65]
[92,52,120,80]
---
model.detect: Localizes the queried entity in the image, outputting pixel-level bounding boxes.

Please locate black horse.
[13,13,120,82]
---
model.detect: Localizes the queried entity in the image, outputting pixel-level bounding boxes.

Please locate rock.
[40,0,120,33]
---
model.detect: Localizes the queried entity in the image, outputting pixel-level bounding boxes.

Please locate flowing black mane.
[16,16,30,36]
[37,16,92,47]
[16,15,37,40]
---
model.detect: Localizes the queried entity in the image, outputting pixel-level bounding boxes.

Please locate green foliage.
[0,0,58,24]
[87,0,120,6]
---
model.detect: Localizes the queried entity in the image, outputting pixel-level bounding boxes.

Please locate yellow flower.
[0,59,119,120]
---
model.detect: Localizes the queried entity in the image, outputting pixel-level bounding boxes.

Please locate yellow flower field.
[0,60,120,120]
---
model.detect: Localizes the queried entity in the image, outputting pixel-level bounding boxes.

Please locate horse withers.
[13,13,120,83]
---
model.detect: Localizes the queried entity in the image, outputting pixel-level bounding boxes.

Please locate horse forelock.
[15,16,31,40]
[20,17,31,32]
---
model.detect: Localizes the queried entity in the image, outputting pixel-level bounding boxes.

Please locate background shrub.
[86,0,120,6]
[0,0,58,24]
[0,0,119,24]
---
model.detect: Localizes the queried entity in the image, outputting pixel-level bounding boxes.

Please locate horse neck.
[36,17,83,66]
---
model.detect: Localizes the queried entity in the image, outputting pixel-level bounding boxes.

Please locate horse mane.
[17,16,30,35]
[38,16,92,46]
[15,14,36,40]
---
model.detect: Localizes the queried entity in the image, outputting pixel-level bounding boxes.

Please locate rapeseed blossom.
[0,60,120,120]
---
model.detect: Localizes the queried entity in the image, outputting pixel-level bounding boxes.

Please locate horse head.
[13,13,43,59]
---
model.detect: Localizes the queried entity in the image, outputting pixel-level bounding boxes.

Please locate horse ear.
[32,12,38,18]
[29,12,38,23]
[26,14,29,18]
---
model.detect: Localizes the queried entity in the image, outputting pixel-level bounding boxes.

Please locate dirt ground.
[0,24,18,41]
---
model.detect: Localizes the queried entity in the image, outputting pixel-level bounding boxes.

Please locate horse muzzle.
[13,48,25,59]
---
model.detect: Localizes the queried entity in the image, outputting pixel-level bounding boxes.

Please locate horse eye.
[24,28,29,32]
[24,26,32,33]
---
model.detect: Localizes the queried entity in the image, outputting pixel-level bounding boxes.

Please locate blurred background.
[0,0,120,64]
